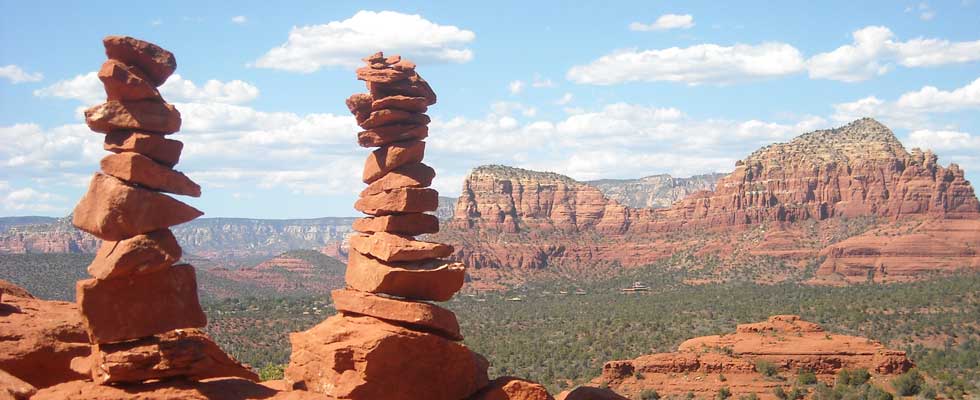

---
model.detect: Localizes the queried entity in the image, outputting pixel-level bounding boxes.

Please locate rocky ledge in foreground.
[593,315,913,399]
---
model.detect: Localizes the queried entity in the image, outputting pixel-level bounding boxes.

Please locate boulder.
[87,229,181,280]
[91,329,257,384]
[0,292,90,388]
[345,250,464,301]
[349,232,452,262]
[72,173,203,241]
[368,74,436,106]
[0,369,35,400]
[32,378,334,400]
[98,59,161,101]
[104,131,183,167]
[371,95,428,113]
[554,387,627,400]
[285,314,487,400]
[76,264,206,344]
[84,100,181,134]
[359,109,430,130]
[352,213,440,235]
[357,124,428,147]
[331,289,461,340]
[345,93,372,124]
[103,35,177,86]
[100,152,200,197]
[362,140,425,183]
[354,188,439,216]
[469,377,554,400]
[0,280,33,299]
[360,162,435,196]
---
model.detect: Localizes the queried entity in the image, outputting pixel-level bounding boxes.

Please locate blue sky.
[1,0,978,218]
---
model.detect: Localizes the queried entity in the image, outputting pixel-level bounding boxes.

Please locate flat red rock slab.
[103,35,176,86]
[345,250,464,301]
[354,187,439,216]
[368,74,437,106]
[470,377,555,400]
[72,173,202,241]
[91,328,257,384]
[87,229,181,280]
[285,314,486,400]
[362,140,425,183]
[98,60,161,101]
[76,264,206,344]
[331,289,461,341]
[0,369,35,400]
[360,162,435,196]
[371,95,428,113]
[356,65,412,83]
[84,100,181,134]
[346,93,373,124]
[349,232,452,262]
[101,153,200,197]
[32,377,331,400]
[359,109,430,130]
[352,213,440,235]
[357,124,428,147]
[104,131,183,167]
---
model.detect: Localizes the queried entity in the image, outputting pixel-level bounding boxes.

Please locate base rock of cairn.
[65,35,254,388]
[284,53,496,400]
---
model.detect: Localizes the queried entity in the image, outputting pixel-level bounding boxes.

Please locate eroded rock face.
[32,378,335,400]
[0,369,36,400]
[285,315,487,400]
[593,315,913,399]
[0,289,90,388]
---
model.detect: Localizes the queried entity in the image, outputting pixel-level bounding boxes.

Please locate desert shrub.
[640,389,660,400]
[755,360,778,377]
[257,363,284,381]
[837,368,870,386]
[787,387,806,400]
[773,387,788,400]
[865,385,893,400]
[634,371,645,380]
[918,385,936,399]
[719,374,727,382]
[891,369,924,396]
[717,387,731,400]
[738,394,759,400]
[797,370,817,385]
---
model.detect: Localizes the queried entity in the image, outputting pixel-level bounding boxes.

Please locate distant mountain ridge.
[586,173,725,209]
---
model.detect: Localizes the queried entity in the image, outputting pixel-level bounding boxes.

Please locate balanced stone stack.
[70,36,255,385]
[284,53,488,400]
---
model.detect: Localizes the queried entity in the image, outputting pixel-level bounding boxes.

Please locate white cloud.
[555,93,574,105]
[253,10,475,73]
[906,129,980,151]
[508,80,524,95]
[0,65,43,84]
[34,73,259,105]
[0,187,64,213]
[833,78,980,128]
[531,75,556,88]
[231,15,247,24]
[629,14,695,31]
[807,26,980,81]
[567,42,805,85]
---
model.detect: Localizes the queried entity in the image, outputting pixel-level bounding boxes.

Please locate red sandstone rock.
[0,369,35,400]
[345,250,465,301]
[555,387,627,400]
[76,264,207,344]
[331,289,461,340]
[354,187,439,216]
[357,124,428,147]
[352,213,440,235]
[103,35,177,86]
[372,95,428,113]
[32,378,334,400]
[0,280,33,299]
[87,229,181,280]
[363,140,425,183]
[0,291,90,388]
[356,65,412,83]
[84,100,181,134]
[468,377,554,400]
[285,314,487,400]
[72,173,203,241]
[368,74,437,106]
[98,60,161,101]
[346,93,373,124]
[361,162,435,196]
[91,329,257,384]
[100,152,200,197]
[349,232,452,262]
[359,109,430,130]
[104,131,183,167]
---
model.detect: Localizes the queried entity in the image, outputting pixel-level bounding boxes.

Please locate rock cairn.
[70,36,256,385]
[284,53,489,400]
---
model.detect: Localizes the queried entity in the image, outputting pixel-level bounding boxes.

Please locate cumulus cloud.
[629,14,695,31]
[555,93,574,105]
[833,77,980,128]
[231,15,247,24]
[0,65,43,84]
[807,26,980,81]
[906,129,980,151]
[253,10,475,72]
[33,73,260,105]
[567,42,805,85]
[508,80,524,95]
[0,187,65,213]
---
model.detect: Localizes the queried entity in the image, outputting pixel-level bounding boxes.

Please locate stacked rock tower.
[284,53,489,399]
[70,36,256,385]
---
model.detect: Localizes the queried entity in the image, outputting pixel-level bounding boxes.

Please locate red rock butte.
[594,315,913,399]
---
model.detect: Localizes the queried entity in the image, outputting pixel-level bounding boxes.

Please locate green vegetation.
[797,370,818,385]
[0,253,92,300]
[837,369,871,387]
[891,369,925,396]
[258,363,285,381]
[755,360,778,377]
[718,387,732,400]
[641,389,661,400]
